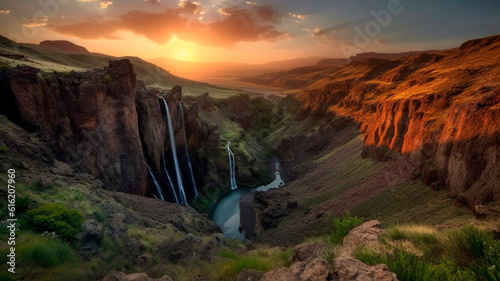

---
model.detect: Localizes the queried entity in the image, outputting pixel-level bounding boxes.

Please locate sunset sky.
[1,0,499,63]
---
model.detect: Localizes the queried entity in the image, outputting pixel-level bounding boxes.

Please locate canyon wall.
[290,35,500,208]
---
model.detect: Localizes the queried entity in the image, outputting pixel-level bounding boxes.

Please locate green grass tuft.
[330,213,364,245]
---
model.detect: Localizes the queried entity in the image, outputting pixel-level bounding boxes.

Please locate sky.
[0,0,499,64]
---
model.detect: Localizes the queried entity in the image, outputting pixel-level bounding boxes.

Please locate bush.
[28,240,75,267]
[330,213,364,245]
[27,203,84,240]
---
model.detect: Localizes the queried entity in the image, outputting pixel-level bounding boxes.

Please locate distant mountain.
[148,56,328,83]
[39,40,90,54]
[241,50,442,90]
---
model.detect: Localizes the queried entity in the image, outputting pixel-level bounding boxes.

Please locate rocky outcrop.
[255,221,397,281]
[334,220,398,281]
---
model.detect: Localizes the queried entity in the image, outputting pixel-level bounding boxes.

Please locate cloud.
[100,1,113,9]
[144,0,160,4]
[0,9,11,14]
[49,2,287,47]
[311,23,350,38]
[288,12,309,21]
[77,0,97,2]
[23,16,48,27]
[308,24,351,46]
[246,1,257,5]
[375,38,388,45]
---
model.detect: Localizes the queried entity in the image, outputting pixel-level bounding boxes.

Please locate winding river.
[210,161,285,240]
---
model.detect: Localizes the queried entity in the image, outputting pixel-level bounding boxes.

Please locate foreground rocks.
[334,220,398,281]
[241,220,397,281]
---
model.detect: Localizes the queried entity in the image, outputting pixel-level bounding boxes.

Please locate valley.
[0,32,499,281]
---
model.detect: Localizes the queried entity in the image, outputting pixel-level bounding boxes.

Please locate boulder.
[80,219,104,254]
[334,253,397,281]
[293,242,326,262]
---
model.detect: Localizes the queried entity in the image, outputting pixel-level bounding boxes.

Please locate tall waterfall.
[227,141,238,190]
[157,100,179,204]
[179,102,199,197]
[147,165,164,201]
[162,98,188,205]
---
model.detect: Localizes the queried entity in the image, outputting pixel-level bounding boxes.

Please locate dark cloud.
[48,2,287,47]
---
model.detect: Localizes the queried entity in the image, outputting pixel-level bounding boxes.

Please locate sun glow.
[175,48,191,61]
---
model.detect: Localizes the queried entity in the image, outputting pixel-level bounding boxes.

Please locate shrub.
[27,203,84,240]
[28,240,75,267]
[0,145,7,154]
[330,213,364,245]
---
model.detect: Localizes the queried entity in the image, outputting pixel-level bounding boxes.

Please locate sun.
[175,48,191,61]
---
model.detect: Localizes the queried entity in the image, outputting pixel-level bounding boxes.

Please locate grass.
[330,213,364,245]
[206,247,293,281]
[355,225,500,281]
[301,150,387,210]
[352,180,475,226]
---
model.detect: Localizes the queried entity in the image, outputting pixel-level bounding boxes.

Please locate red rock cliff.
[292,35,500,208]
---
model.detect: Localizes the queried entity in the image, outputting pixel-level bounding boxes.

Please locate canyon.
[0,34,499,281]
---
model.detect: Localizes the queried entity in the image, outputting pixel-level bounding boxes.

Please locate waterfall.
[157,100,179,204]
[147,165,164,201]
[162,98,188,205]
[163,151,179,204]
[179,102,199,197]
[227,141,238,190]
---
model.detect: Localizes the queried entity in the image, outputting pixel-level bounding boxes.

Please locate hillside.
[39,40,90,54]
[0,35,242,98]
[239,50,442,91]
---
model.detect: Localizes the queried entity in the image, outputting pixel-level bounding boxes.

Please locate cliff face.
[290,35,500,208]
[0,60,148,194]
[0,59,207,198]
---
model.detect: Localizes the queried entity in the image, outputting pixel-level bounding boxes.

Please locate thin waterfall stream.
[162,98,188,205]
[227,140,238,190]
[147,165,164,201]
[179,102,199,197]
[157,99,179,204]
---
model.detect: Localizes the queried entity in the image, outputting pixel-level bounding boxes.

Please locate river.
[209,161,285,240]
